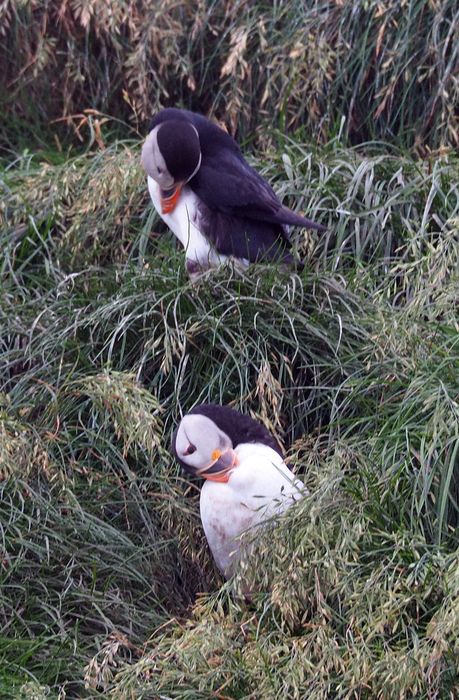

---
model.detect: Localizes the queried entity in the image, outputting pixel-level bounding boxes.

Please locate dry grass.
[1,0,458,151]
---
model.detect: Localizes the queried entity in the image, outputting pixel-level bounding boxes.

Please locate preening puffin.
[141,108,326,276]
[172,404,304,578]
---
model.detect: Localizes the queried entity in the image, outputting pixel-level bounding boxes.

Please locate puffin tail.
[279,206,327,233]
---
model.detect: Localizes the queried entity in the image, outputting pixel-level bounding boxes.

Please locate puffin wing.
[192,148,326,232]
[189,153,293,261]
[193,149,285,220]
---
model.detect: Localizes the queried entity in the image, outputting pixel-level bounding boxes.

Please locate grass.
[1,1,458,151]
[1,128,458,697]
[2,5,459,695]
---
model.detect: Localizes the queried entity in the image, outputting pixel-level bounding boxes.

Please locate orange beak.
[161,185,182,214]
[198,448,239,483]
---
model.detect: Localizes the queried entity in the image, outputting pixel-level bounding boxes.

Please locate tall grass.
[2,1,458,693]
[1,0,458,151]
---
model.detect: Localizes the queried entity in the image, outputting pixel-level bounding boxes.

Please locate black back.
[171,403,283,472]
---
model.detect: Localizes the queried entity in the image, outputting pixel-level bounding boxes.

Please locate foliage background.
[1,1,459,698]
[1,0,458,151]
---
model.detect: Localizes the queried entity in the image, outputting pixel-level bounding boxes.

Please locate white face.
[141,126,175,189]
[175,414,233,471]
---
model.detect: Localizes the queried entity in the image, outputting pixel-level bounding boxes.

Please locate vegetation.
[1,0,458,151]
[1,1,459,698]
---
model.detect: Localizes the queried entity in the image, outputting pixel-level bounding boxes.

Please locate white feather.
[199,443,304,577]
[147,176,227,270]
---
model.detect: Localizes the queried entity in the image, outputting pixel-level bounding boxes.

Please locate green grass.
[1,132,459,697]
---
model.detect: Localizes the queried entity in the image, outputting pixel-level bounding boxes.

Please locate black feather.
[197,203,293,263]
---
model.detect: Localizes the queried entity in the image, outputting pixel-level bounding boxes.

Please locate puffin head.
[141,120,201,215]
[173,413,238,483]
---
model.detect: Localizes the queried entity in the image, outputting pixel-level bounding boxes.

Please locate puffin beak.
[198,448,239,483]
[161,185,182,214]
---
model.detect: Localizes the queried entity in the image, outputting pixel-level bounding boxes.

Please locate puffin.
[141,108,326,276]
[171,403,304,578]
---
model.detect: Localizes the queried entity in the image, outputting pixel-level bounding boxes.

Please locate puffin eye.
[157,167,163,174]
[184,444,196,456]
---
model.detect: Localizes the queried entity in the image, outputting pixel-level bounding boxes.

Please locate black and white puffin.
[141,108,326,276]
[171,403,304,578]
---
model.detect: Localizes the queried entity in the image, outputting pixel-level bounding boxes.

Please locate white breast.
[199,443,304,577]
[147,176,228,271]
